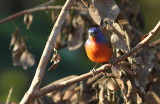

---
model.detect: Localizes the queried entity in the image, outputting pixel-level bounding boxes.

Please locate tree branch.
[149,39,160,47]
[35,21,160,98]
[0,0,58,24]
[6,86,14,104]
[36,0,57,7]
[37,64,110,97]
[19,0,75,103]
[0,5,87,24]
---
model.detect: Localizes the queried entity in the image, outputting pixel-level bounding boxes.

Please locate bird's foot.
[90,68,97,76]
[108,59,114,66]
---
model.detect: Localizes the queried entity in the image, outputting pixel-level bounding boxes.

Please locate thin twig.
[110,24,130,52]
[35,21,160,98]
[6,86,14,104]
[149,39,160,47]
[37,0,57,7]
[20,0,75,104]
[0,6,87,24]
[0,0,57,24]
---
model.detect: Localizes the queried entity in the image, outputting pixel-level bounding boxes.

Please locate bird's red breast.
[85,36,112,63]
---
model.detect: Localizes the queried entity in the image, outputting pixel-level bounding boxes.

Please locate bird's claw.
[90,68,97,76]
[109,59,113,66]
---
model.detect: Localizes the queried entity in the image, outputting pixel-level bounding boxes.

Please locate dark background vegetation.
[0,0,160,102]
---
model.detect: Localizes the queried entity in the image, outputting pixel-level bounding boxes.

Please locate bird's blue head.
[88,27,106,43]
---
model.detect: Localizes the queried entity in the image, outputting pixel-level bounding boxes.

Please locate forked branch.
[20,0,75,103]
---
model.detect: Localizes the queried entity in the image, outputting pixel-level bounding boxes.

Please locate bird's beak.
[89,33,96,38]
[89,33,96,41]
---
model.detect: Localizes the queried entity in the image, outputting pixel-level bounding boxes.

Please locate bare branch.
[44,75,78,91]
[0,0,58,24]
[149,39,160,47]
[37,0,57,7]
[0,6,87,24]
[37,64,110,97]
[6,86,14,104]
[19,0,75,103]
[35,21,160,98]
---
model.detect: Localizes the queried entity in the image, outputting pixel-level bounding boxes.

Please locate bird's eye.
[94,31,98,34]
[90,31,98,37]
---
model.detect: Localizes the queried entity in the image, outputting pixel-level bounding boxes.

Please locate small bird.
[85,27,112,66]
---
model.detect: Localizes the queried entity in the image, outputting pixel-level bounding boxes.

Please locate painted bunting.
[85,27,112,64]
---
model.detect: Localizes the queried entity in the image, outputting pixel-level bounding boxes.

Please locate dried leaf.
[67,33,83,51]
[111,65,123,78]
[24,14,33,29]
[111,23,131,51]
[67,15,84,51]
[126,80,132,98]
[110,23,142,64]
[62,89,75,100]
[99,86,106,104]
[106,78,120,91]
[50,50,60,62]
[48,48,61,71]
[51,10,56,23]
[13,40,22,52]
[117,19,129,26]
[9,30,19,49]
[111,23,130,51]
[54,33,62,50]
[12,50,23,66]
[111,32,129,52]
[48,63,59,72]
[65,13,72,26]
[20,50,35,69]
[73,15,85,27]
[70,93,78,103]
[88,0,119,25]
[34,95,54,104]
[52,92,61,103]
